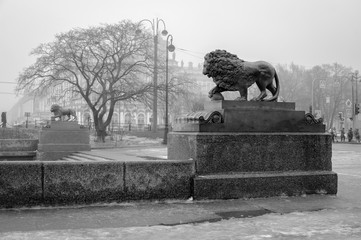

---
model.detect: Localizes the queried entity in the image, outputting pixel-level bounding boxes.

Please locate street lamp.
[136,18,168,133]
[350,71,361,128]
[311,79,317,115]
[163,34,175,144]
[354,71,359,113]
[311,78,325,117]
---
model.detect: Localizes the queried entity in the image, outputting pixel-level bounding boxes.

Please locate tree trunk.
[92,112,107,143]
[96,128,106,143]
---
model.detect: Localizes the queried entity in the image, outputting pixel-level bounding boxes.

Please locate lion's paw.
[210,92,224,101]
[235,97,247,101]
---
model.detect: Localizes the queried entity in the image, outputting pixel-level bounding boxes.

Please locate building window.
[138,113,145,125]
[125,112,131,124]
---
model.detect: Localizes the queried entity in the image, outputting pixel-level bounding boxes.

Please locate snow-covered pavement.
[0,143,361,240]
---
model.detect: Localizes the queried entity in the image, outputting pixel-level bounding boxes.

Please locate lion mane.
[50,104,77,121]
[203,49,280,102]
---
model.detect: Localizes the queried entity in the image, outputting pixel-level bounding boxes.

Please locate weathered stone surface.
[168,132,332,174]
[125,160,195,200]
[194,171,338,200]
[0,161,42,207]
[43,161,125,204]
[0,159,196,208]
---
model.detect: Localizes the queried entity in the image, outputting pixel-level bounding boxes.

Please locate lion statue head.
[203,50,243,79]
[50,104,62,115]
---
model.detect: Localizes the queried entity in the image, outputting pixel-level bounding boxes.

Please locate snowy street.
[0,143,361,240]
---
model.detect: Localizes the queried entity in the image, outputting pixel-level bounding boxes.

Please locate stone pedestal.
[168,101,337,199]
[37,121,91,161]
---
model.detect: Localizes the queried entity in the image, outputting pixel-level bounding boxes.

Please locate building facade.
[7,57,214,130]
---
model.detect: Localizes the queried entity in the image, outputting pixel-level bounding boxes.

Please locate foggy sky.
[1,0,361,112]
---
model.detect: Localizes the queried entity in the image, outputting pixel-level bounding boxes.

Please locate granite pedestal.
[37,121,91,161]
[168,101,337,199]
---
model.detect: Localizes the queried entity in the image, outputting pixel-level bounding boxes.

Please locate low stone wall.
[0,160,195,208]
[0,139,38,152]
[0,128,39,139]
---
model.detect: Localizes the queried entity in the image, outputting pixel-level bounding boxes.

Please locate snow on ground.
[1,208,361,240]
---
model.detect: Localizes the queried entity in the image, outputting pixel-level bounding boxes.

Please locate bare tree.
[276,63,308,103]
[17,20,156,141]
[318,63,353,128]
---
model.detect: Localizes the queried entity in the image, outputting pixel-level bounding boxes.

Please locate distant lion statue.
[50,104,77,121]
[203,49,280,101]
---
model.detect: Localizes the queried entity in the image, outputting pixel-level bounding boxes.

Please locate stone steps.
[61,152,112,162]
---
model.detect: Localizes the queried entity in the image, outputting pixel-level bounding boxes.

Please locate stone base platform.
[173,101,325,133]
[194,171,337,200]
[169,132,337,199]
[168,100,336,200]
[168,132,332,174]
[37,121,90,161]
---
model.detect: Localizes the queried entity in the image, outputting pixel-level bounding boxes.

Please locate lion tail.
[264,71,280,102]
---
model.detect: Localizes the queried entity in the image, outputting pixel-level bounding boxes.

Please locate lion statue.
[203,49,280,101]
[50,104,77,121]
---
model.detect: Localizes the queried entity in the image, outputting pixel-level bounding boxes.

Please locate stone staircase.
[61,152,113,162]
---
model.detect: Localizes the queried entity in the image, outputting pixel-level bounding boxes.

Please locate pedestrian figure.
[341,128,346,142]
[348,128,353,142]
[330,128,336,143]
[333,127,338,142]
[355,129,360,143]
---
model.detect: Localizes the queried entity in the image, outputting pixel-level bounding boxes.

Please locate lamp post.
[163,34,175,144]
[311,78,319,115]
[311,78,326,118]
[352,74,355,121]
[355,71,359,113]
[136,18,168,133]
[352,71,360,128]
[311,79,315,114]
